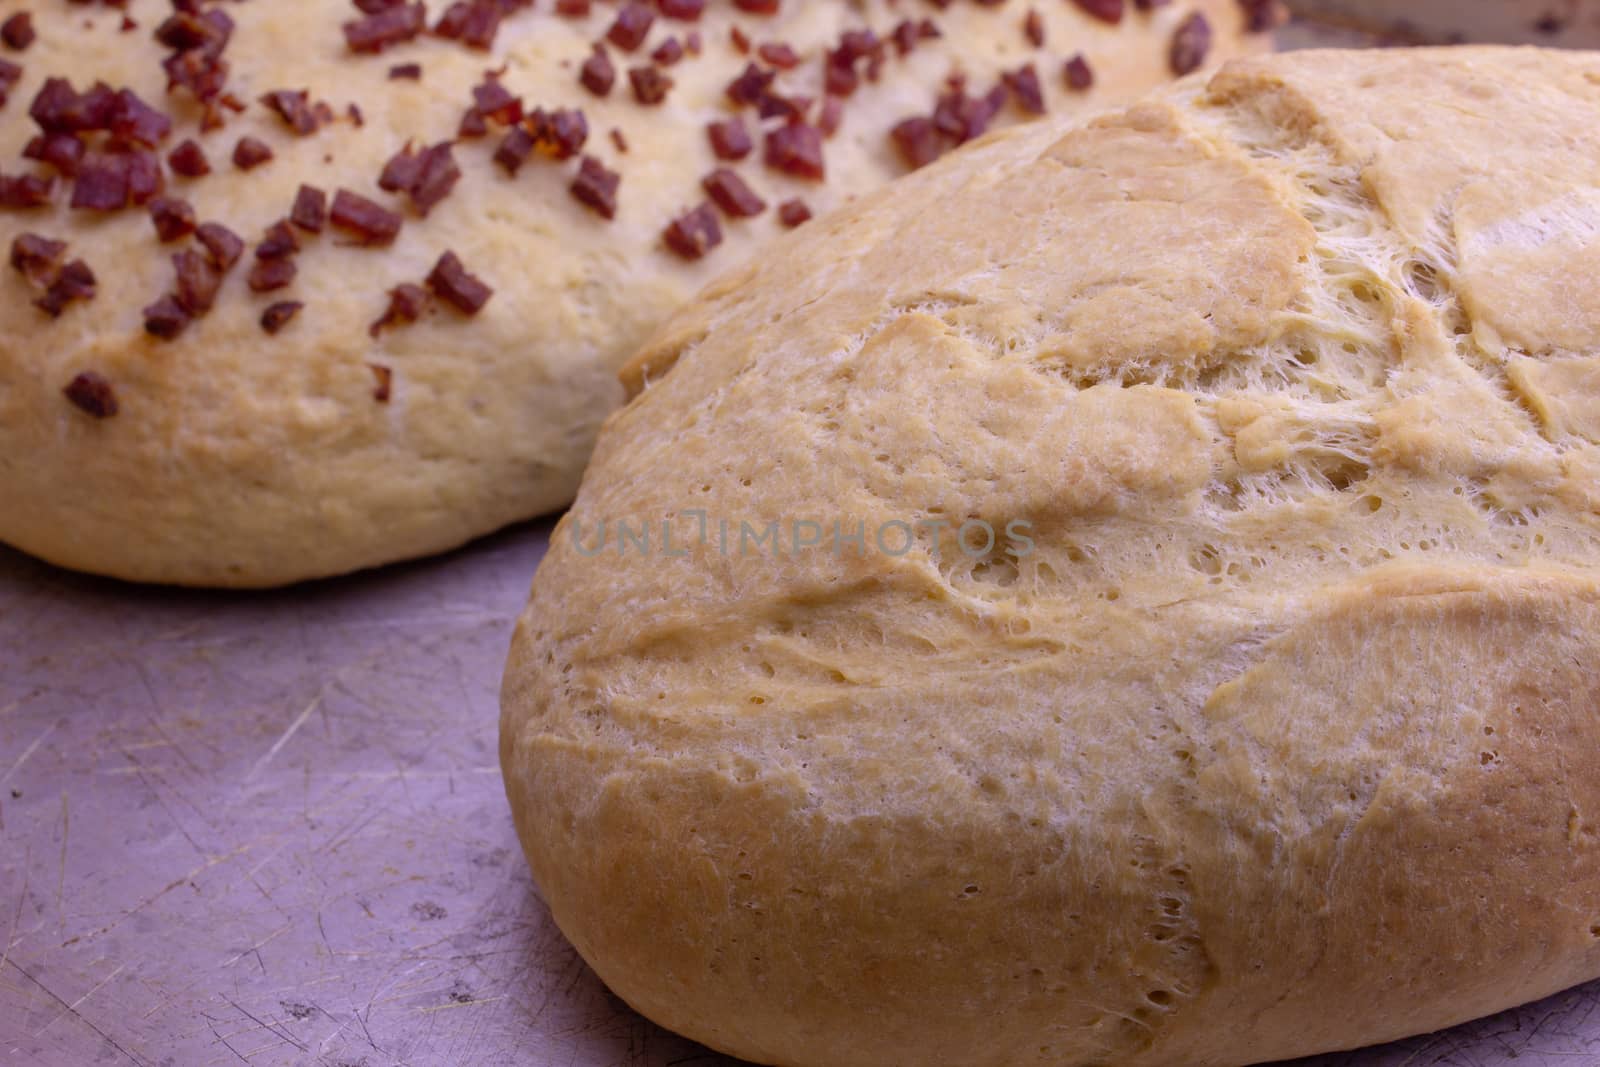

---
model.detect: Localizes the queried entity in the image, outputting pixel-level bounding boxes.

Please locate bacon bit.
[494,126,534,173]
[1,13,35,51]
[369,363,393,403]
[651,36,683,65]
[172,248,222,312]
[426,250,494,314]
[707,117,752,160]
[733,0,780,13]
[606,3,654,50]
[891,116,941,169]
[729,26,750,54]
[662,202,721,260]
[777,198,811,227]
[0,172,54,208]
[63,371,117,417]
[389,62,423,79]
[764,121,823,180]
[168,138,210,177]
[890,19,918,56]
[1071,0,1123,23]
[473,74,522,125]
[818,94,843,137]
[1169,12,1212,75]
[248,256,296,292]
[331,188,403,244]
[125,149,162,204]
[233,136,273,170]
[726,62,773,107]
[458,108,487,138]
[107,88,172,146]
[257,219,300,259]
[1004,64,1045,115]
[70,152,127,211]
[757,42,799,69]
[1063,53,1094,91]
[580,45,615,97]
[380,141,460,216]
[369,282,430,337]
[757,91,808,121]
[25,133,85,177]
[934,82,1006,143]
[29,78,116,133]
[36,259,95,316]
[1238,0,1282,33]
[260,300,303,334]
[610,127,628,153]
[261,89,321,135]
[149,197,197,242]
[143,294,190,339]
[658,0,704,18]
[291,185,327,233]
[530,108,588,159]
[434,0,509,49]
[344,3,425,52]
[347,103,365,127]
[158,8,234,112]
[1134,0,1173,7]
[702,168,765,218]
[196,222,244,270]
[10,233,65,284]
[569,154,619,219]
[555,0,591,14]
[1023,9,1044,46]
[0,58,20,106]
[629,66,673,105]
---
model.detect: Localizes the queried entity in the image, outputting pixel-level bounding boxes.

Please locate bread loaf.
[502,47,1600,1066]
[0,0,1270,587]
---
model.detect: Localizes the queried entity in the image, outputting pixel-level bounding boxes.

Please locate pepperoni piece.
[370,282,431,337]
[569,155,620,220]
[344,3,426,52]
[291,184,327,232]
[149,196,197,242]
[763,121,823,180]
[426,251,494,314]
[143,294,191,339]
[330,188,403,244]
[168,138,210,177]
[707,117,752,160]
[1169,12,1212,75]
[777,198,811,228]
[662,202,722,260]
[63,371,118,417]
[261,301,303,335]
[702,167,765,218]
[232,136,273,170]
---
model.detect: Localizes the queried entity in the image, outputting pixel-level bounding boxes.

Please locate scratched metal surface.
[4,527,1600,1067]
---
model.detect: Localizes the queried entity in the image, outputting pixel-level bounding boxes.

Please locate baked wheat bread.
[0,0,1270,587]
[502,47,1600,1067]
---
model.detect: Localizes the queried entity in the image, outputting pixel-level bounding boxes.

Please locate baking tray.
[4,527,1600,1067]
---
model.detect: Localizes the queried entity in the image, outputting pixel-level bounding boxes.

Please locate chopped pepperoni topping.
[0,172,54,208]
[63,371,117,417]
[426,250,494,314]
[1169,12,1212,75]
[36,259,95,317]
[149,196,197,242]
[330,188,403,244]
[143,294,190,339]
[651,36,683,65]
[1238,0,1281,33]
[580,45,615,97]
[344,3,426,52]
[610,127,628,153]
[569,154,619,219]
[172,247,222,313]
[556,0,591,14]
[232,136,273,170]
[1023,9,1044,47]
[261,89,321,135]
[817,94,843,136]
[1,13,35,52]
[702,167,765,218]
[1071,0,1123,23]
[629,66,673,105]
[248,256,296,292]
[70,152,126,211]
[389,62,422,79]
[763,121,823,180]
[473,74,523,125]
[734,0,780,13]
[168,138,210,177]
[369,363,393,402]
[380,141,460,216]
[777,198,811,227]
[891,117,941,169]
[196,222,244,271]
[933,82,1006,143]
[658,0,704,19]
[707,117,752,160]
[1003,64,1045,115]
[458,107,488,138]
[606,3,654,51]
[494,125,534,173]
[0,58,21,107]
[10,233,66,285]
[1063,53,1094,91]
[726,62,773,108]
[662,202,721,260]
[757,42,799,69]
[370,282,430,336]
[30,78,117,134]
[261,300,303,334]
[292,184,327,232]
[530,108,589,158]
[25,133,85,177]
[257,219,300,260]
[435,0,513,49]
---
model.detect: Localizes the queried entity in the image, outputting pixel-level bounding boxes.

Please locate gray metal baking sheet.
[4,527,1600,1067]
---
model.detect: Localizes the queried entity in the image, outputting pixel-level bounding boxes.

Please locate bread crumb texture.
[0,0,1266,587]
[503,48,1600,1067]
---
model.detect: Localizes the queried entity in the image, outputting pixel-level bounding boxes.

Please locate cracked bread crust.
[503,48,1600,1066]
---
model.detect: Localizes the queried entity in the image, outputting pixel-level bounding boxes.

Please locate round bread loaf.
[0,0,1270,587]
[502,46,1600,1067]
